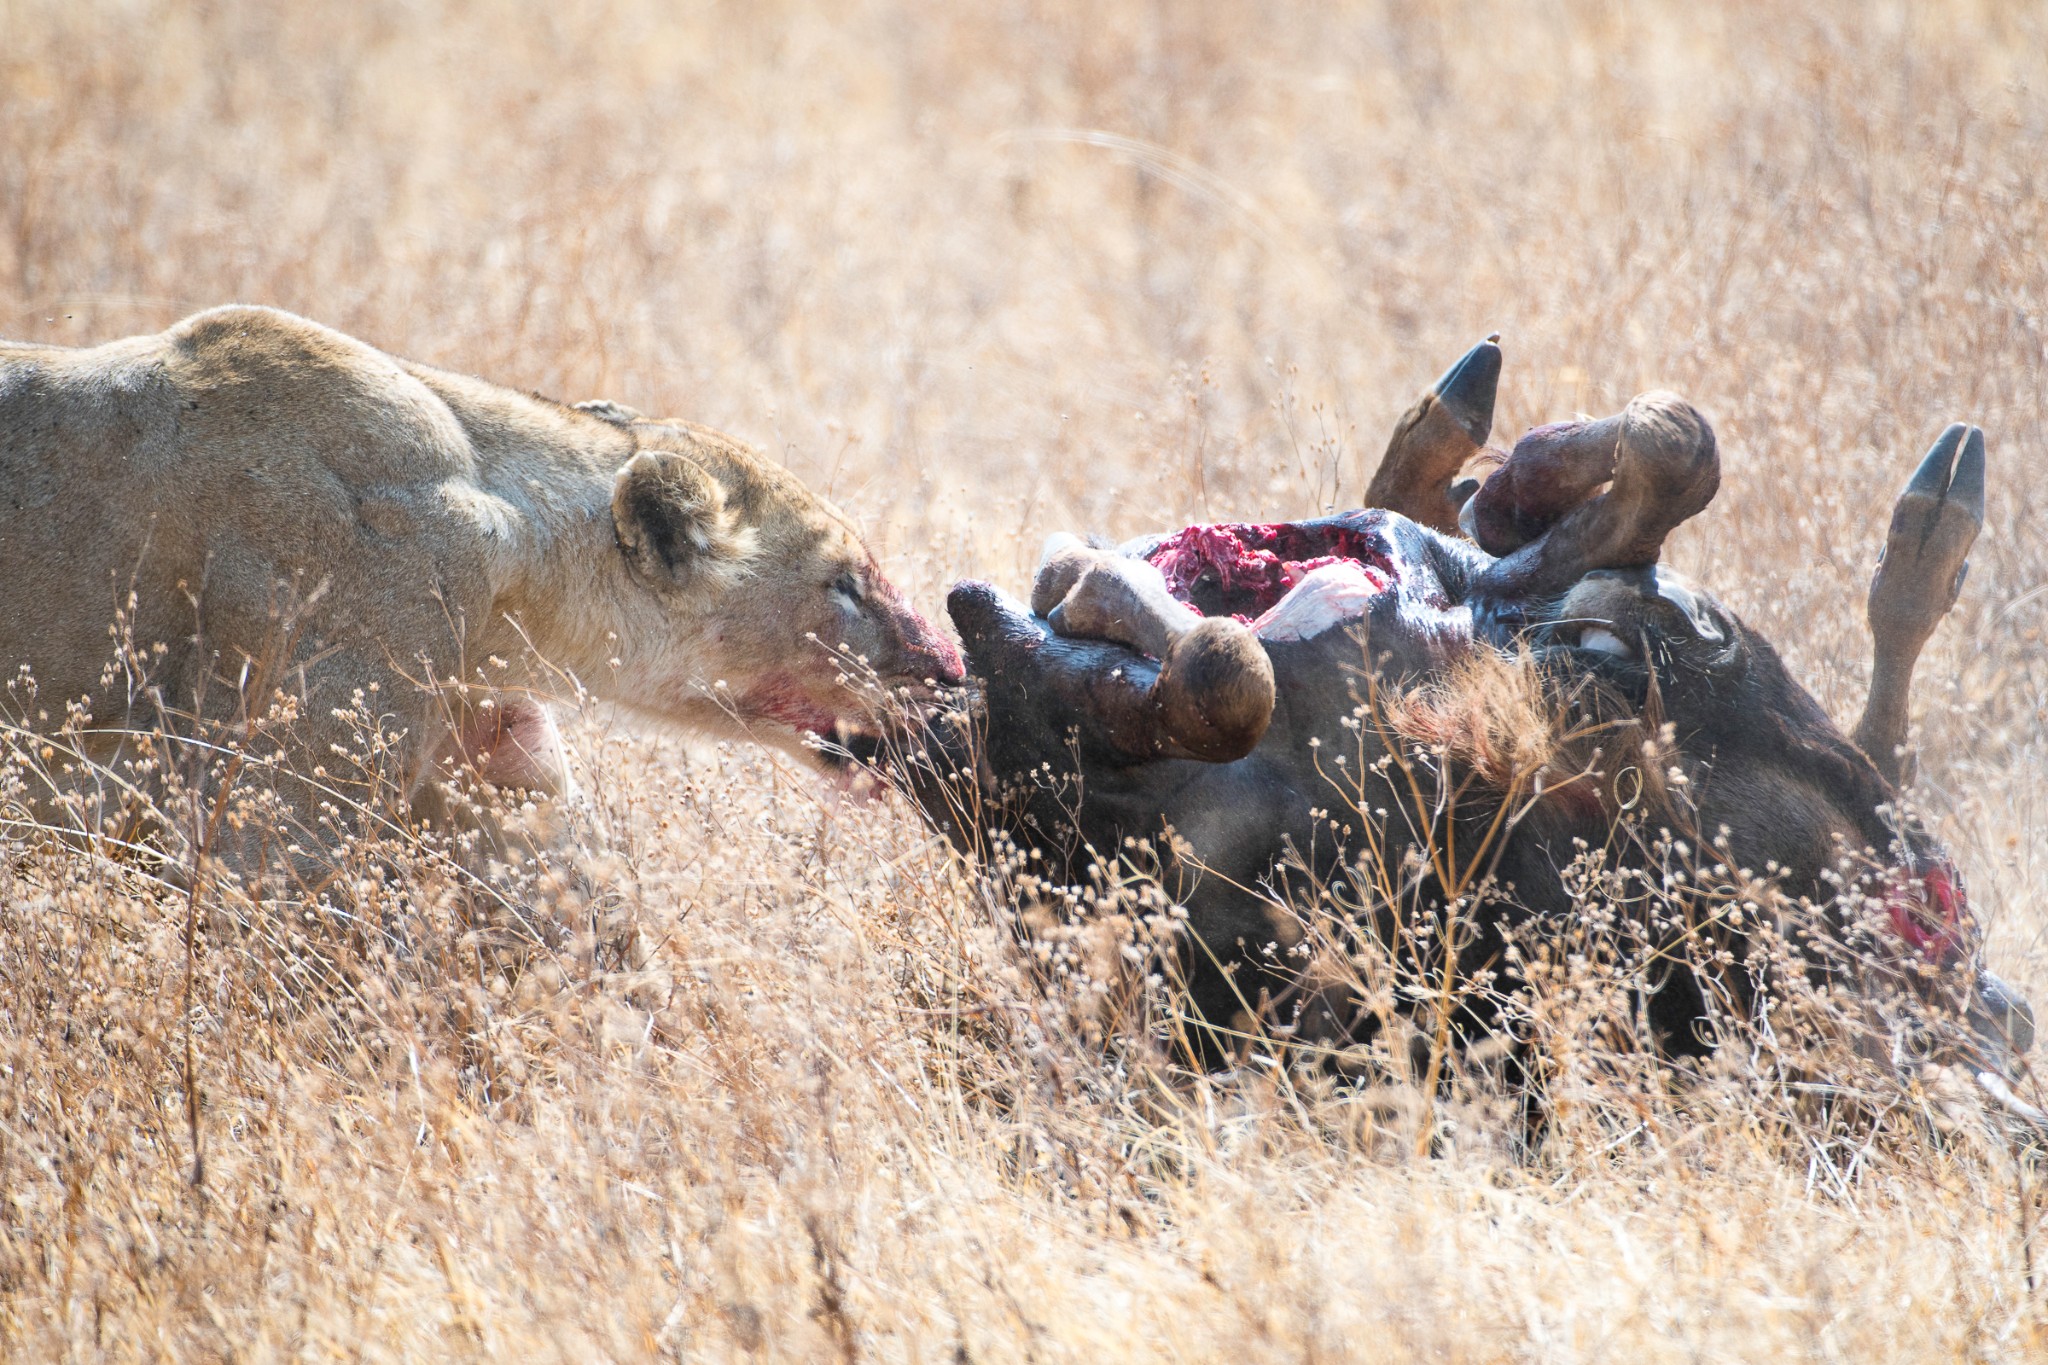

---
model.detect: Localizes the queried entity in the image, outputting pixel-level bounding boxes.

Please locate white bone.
[1252,561,1385,643]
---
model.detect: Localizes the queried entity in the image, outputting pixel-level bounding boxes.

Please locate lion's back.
[0,307,497,721]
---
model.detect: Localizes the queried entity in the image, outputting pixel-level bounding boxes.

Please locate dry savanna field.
[4,0,2048,1359]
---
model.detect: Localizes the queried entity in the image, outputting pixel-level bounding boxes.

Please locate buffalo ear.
[610,450,757,592]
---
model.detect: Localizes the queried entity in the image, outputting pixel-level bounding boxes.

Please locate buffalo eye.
[831,571,865,612]
[1576,625,1634,658]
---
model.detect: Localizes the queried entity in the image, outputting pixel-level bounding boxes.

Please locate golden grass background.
[5,0,2048,1357]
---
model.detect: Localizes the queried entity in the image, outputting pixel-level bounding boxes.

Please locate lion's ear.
[611,451,756,592]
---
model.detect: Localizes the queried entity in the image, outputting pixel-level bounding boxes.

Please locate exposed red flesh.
[1145,522,1394,620]
[1885,857,1967,964]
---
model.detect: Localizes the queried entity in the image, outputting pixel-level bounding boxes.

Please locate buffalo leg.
[1853,424,1984,786]
[1362,337,1501,534]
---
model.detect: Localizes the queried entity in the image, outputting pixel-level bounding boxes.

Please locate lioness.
[0,306,960,879]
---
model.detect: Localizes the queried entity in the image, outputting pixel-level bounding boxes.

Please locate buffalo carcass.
[880,345,2035,1095]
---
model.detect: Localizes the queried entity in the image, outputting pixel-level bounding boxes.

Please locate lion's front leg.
[441,695,575,798]
[408,695,589,868]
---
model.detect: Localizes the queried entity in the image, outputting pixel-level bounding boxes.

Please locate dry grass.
[5,0,2048,1357]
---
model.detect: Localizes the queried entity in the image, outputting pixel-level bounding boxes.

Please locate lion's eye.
[831,572,864,609]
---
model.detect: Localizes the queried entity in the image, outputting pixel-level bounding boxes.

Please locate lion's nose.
[923,635,966,686]
[900,613,965,685]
